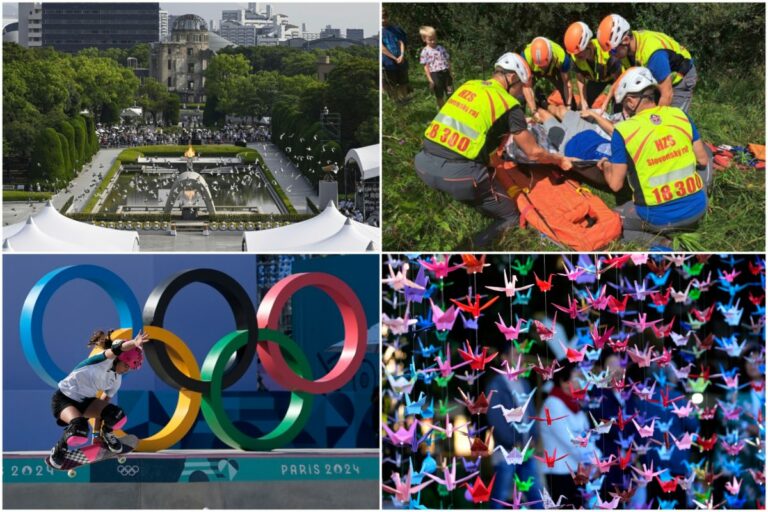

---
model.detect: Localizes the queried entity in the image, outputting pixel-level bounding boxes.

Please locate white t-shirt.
[58,354,122,401]
[536,394,598,475]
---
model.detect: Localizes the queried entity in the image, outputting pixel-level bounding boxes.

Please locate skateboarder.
[48,330,148,469]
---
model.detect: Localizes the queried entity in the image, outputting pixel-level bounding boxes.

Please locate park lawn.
[382,68,765,251]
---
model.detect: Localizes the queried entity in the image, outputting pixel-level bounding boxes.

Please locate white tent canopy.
[3,201,139,252]
[345,145,380,181]
[242,201,380,252]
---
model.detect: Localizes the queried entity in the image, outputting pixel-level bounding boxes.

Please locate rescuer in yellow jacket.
[597,14,697,112]
[413,52,573,241]
[597,67,711,242]
[563,21,624,111]
[521,37,574,114]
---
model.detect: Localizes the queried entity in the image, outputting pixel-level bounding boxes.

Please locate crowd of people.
[97,124,271,148]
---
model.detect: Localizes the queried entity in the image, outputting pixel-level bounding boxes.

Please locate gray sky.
[6,3,379,36]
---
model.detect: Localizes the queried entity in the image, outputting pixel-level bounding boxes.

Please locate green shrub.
[30,128,67,182]
[3,191,53,201]
[59,195,74,213]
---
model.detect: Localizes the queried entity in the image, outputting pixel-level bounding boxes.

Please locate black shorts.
[430,69,453,100]
[51,389,96,426]
[383,63,409,87]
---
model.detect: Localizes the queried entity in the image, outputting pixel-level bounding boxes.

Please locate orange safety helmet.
[597,14,631,52]
[529,37,553,68]
[564,21,593,55]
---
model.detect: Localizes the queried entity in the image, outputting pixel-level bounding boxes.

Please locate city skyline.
[5,2,379,37]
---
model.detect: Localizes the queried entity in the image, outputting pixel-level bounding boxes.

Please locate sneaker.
[101,430,122,453]
[49,445,66,469]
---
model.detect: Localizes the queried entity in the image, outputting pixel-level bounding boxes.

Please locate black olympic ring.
[142,269,258,393]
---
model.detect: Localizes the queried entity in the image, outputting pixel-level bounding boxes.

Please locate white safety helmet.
[495,52,531,86]
[614,67,658,103]
[564,21,593,55]
[597,14,631,51]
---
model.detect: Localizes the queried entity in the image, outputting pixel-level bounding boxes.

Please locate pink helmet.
[117,347,143,370]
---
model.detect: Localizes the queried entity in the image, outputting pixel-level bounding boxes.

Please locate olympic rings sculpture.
[19,265,368,452]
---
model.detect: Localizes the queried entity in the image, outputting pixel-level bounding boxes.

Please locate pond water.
[100,167,280,213]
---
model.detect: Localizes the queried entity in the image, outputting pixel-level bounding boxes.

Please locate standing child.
[418,26,453,108]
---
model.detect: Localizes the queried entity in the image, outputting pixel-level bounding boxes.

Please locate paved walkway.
[249,142,319,213]
[52,148,122,213]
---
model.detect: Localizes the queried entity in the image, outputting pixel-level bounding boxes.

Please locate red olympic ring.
[256,272,368,394]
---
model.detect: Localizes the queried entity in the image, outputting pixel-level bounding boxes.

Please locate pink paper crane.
[553,295,589,319]
[427,413,468,439]
[382,263,425,291]
[419,254,464,279]
[630,460,667,483]
[631,418,656,438]
[382,311,417,335]
[585,285,609,310]
[627,344,658,368]
[725,476,743,495]
[593,450,618,473]
[597,495,621,509]
[719,268,741,283]
[456,388,495,415]
[670,431,695,450]
[490,355,529,382]
[670,281,695,303]
[670,400,694,418]
[491,482,544,509]
[485,269,534,297]
[566,427,592,447]
[424,457,479,491]
[382,421,417,447]
[382,468,433,505]
[670,330,692,347]
[429,299,460,331]
[494,314,528,341]
[431,349,470,378]
[590,324,615,349]
[622,313,663,333]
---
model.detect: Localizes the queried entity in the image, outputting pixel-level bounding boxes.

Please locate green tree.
[30,128,67,183]
[71,116,88,164]
[137,77,168,124]
[163,95,180,125]
[56,132,73,177]
[205,53,251,99]
[56,120,78,171]
[325,57,378,148]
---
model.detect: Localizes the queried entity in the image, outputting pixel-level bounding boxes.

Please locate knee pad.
[101,404,127,430]
[64,417,90,447]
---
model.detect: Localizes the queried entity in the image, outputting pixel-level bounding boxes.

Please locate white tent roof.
[3,201,139,252]
[242,201,380,252]
[345,145,380,181]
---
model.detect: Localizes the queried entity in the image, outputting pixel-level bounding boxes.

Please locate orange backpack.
[493,158,622,250]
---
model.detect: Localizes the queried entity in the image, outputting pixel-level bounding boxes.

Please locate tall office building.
[346,28,364,41]
[159,9,169,41]
[41,3,160,52]
[17,2,42,47]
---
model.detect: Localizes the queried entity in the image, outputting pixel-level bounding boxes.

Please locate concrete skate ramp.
[4,449,379,509]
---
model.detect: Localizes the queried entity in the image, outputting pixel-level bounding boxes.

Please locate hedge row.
[68,212,312,223]
[81,158,122,214]
[3,191,53,201]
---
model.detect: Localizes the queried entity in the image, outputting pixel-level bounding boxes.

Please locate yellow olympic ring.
[88,326,202,452]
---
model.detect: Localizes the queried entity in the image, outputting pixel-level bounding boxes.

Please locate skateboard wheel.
[67,469,77,478]
[118,456,127,464]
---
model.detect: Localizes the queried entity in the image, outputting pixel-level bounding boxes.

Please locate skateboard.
[44,434,139,478]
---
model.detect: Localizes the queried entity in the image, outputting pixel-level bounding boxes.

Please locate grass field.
[382,67,765,251]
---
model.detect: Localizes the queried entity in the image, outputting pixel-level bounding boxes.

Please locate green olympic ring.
[200,328,314,450]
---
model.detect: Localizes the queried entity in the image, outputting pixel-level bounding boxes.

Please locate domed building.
[150,14,214,104]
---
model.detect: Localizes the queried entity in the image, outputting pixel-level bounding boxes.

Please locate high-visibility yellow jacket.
[614,105,703,206]
[633,30,693,85]
[424,79,520,160]
[523,40,569,78]
[572,39,621,82]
